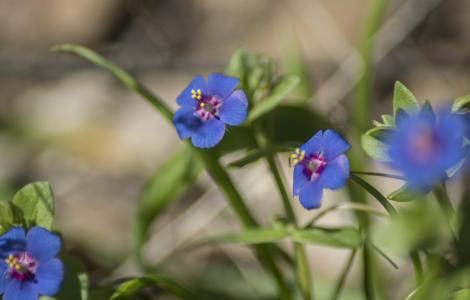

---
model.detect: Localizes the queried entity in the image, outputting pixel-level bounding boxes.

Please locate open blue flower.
[0,226,64,300]
[387,107,468,191]
[291,130,351,209]
[173,73,248,148]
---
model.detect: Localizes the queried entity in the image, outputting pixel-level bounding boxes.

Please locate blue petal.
[293,165,310,196]
[0,227,26,258]
[219,90,248,125]
[298,182,324,210]
[34,258,64,296]
[176,75,207,107]
[173,107,202,139]
[191,119,226,148]
[0,262,11,293]
[300,131,323,155]
[3,280,37,300]
[322,130,351,160]
[318,154,350,190]
[26,227,61,263]
[207,74,240,99]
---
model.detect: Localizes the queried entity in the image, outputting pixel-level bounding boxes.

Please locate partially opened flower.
[0,226,64,300]
[173,73,248,148]
[291,130,351,209]
[387,108,468,191]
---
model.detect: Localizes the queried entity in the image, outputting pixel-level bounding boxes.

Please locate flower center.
[5,253,37,282]
[191,89,221,121]
[303,153,327,181]
[291,148,327,181]
[409,125,439,164]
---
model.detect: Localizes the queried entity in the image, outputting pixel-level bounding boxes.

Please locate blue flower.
[291,130,351,209]
[173,74,248,148]
[387,107,468,191]
[0,226,64,300]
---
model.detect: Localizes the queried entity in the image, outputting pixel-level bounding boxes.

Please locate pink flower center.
[409,125,439,164]
[5,253,37,282]
[191,89,221,121]
[303,153,327,181]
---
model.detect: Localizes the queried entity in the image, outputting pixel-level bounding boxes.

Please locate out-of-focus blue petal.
[4,280,37,300]
[293,165,310,196]
[395,109,410,127]
[34,258,64,296]
[300,131,323,155]
[26,227,61,263]
[191,119,225,148]
[322,130,351,160]
[0,262,10,293]
[0,227,26,258]
[219,90,248,125]
[176,75,207,107]
[173,107,202,140]
[298,183,324,210]
[207,74,240,99]
[318,154,350,190]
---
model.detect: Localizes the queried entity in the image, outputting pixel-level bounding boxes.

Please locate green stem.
[433,184,458,241]
[330,250,357,300]
[254,130,313,300]
[409,251,423,284]
[194,148,293,300]
[362,241,375,300]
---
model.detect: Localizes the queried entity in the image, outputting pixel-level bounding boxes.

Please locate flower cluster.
[173,74,248,148]
[0,226,64,300]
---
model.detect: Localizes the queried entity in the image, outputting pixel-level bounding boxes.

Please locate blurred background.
[0,0,469,299]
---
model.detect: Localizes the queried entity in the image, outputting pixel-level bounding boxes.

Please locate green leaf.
[248,75,300,122]
[452,95,470,113]
[51,44,173,123]
[452,289,470,300]
[134,145,203,261]
[350,174,397,215]
[11,182,55,229]
[0,200,13,234]
[193,229,289,246]
[45,256,89,300]
[291,227,362,249]
[361,133,390,162]
[388,184,423,202]
[193,227,361,249]
[393,81,419,114]
[109,275,203,300]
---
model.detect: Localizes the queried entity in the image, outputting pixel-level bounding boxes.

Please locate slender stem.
[196,149,293,300]
[433,184,458,241]
[254,130,313,300]
[330,250,357,300]
[351,171,405,181]
[362,240,375,300]
[409,251,423,284]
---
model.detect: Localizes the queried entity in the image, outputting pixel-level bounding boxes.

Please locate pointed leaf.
[453,95,470,113]
[393,81,419,114]
[11,182,55,229]
[388,184,423,202]
[361,134,390,162]
[193,229,289,247]
[291,227,362,249]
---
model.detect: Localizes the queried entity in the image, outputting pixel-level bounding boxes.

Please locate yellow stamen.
[191,89,203,100]
[290,148,305,166]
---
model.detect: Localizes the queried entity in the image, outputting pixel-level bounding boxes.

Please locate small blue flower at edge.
[291,130,351,210]
[0,226,64,300]
[173,73,248,148]
[387,107,468,191]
